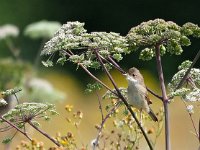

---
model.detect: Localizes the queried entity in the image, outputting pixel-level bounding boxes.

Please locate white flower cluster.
[41,21,129,67]
[0,98,7,107]
[2,102,58,123]
[41,21,87,55]
[168,60,200,102]
[0,24,19,40]
[184,88,200,102]
[168,88,190,97]
[127,19,200,60]
[139,47,154,61]
[186,105,194,114]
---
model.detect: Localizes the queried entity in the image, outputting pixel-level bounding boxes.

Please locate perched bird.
[126,67,158,122]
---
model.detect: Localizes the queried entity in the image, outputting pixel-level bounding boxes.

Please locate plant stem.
[93,102,120,150]
[94,49,154,150]
[96,92,104,121]
[147,87,163,100]
[4,38,20,60]
[107,56,126,74]
[62,50,116,95]
[0,116,32,141]
[28,121,60,147]
[155,44,170,150]
[199,119,200,143]
[182,100,199,139]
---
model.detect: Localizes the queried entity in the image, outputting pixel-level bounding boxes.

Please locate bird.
[125,67,158,122]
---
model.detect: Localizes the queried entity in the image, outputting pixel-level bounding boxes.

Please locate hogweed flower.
[0,103,58,129]
[1,88,22,96]
[186,105,194,114]
[0,24,19,40]
[168,60,200,102]
[126,19,200,61]
[41,21,129,70]
[0,98,7,107]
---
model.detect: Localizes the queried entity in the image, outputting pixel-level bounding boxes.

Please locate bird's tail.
[148,108,158,122]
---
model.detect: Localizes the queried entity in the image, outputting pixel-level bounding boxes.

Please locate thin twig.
[107,56,126,74]
[96,92,104,121]
[147,87,163,100]
[62,50,116,95]
[4,38,20,60]
[182,100,199,140]
[93,102,120,150]
[0,116,32,141]
[28,121,60,147]
[199,118,200,143]
[94,49,154,150]
[80,64,115,94]
[0,125,13,132]
[155,44,170,150]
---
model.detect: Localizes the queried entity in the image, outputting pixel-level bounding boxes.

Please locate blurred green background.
[0,0,200,149]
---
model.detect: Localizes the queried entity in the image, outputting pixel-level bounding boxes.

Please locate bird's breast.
[127,82,148,111]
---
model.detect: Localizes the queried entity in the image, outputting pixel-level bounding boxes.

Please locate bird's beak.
[123,73,128,76]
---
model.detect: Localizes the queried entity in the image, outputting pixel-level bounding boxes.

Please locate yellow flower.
[65,105,73,112]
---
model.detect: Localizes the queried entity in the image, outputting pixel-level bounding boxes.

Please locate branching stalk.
[62,50,116,95]
[0,116,32,141]
[94,49,154,150]
[155,44,170,150]
[28,121,60,147]
[93,102,120,150]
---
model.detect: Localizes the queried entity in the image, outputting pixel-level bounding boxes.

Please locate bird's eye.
[132,74,136,77]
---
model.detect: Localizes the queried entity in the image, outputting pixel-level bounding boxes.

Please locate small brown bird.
[126,67,158,122]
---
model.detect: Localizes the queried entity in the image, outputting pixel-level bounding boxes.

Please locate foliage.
[0,89,59,145]
[41,19,200,64]
[0,19,200,149]
[40,19,200,150]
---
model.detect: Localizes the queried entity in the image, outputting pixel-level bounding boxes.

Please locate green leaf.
[113,53,123,62]
[2,138,11,144]
[42,60,53,67]
[57,57,66,65]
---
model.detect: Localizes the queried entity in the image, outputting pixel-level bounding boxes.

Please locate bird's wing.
[136,84,152,105]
